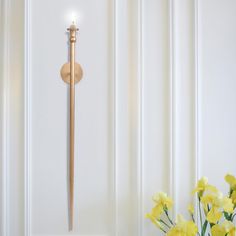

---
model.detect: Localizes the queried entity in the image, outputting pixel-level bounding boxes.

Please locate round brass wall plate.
[60,62,83,84]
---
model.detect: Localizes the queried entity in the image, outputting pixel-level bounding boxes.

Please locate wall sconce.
[60,22,83,231]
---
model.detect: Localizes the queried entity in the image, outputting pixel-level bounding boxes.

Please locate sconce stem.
[69,24,76,231]
[60,23,83,231]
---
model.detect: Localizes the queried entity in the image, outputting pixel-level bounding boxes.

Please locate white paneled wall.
[1,0,236,236]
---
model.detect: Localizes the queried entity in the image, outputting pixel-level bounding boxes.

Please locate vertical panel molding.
[112,0,117,235]
[24,0,31,235]
[173,0,196,217]
[194,0,200,225]
[137,0,143,235]
[1,0,10,234]
[2,0,25,235]
[169,0,176,217]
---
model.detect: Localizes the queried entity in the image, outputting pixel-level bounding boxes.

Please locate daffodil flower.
[145,213,162,229]
[211,224,226,236]
[145,192,173,232]
[152,192,173,211]
[193,177,218,197]
[146,204,163,220]
[211,220,236,236]
[167,214,198,236]
[201,192,233,224]
[231,190,236,206]
[225,174,236,191]
[188,203,194,215]
[222,196,234,213]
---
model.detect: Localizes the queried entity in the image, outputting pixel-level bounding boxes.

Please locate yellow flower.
[152,192,173,210]
[225,174,236,190]
[201,192,233,224]
[150,204,163,220]
[211,224,226,236]
[222,196,234,213]
[201,193,222,223]
[146,192,173,224]
[167,214,198,236]
[188,203,194,215]
[207,207,222,224]
[211,221,236,236]
[145,213,162,229]
[222,221,236,236]
[193,177,218,197]
[201,192,220,211]
[231,190,236,205]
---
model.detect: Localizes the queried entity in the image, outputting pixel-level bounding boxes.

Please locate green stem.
[207,204,210,212]
[191,214,195,223]
[198,196,203,230]
[164,210,174,225]
[159,227,167,234]
[201,220,208,236]
[231,213,236,221]
[160,219,171,229]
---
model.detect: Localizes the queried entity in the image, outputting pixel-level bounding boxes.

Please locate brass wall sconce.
[60,23,83,231]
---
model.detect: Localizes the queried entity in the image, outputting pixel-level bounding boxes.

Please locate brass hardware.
[60,63,83,84]
[60,23,83,231]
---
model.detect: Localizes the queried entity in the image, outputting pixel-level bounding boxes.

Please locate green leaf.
[223,211,231,221]
[201,220,208,236]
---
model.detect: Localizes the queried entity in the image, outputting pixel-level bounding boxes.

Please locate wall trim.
[2,0,10,234]
[113,0,117,235]
[137,0,143,234]
[169,0,176,217]
[194,0,199,186]
[194,0,200,226]
[24,0,31,234]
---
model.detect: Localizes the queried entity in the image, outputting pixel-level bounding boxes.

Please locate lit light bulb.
[71,12,77,25]
[64,9,83,26]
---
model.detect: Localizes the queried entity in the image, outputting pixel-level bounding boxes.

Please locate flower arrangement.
[146,174,236,236]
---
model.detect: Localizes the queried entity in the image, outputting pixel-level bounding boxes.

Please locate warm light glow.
[64,9,83,26]
[70,12,77,24]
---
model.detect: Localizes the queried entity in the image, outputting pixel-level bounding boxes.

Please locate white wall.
[1,0,236,236]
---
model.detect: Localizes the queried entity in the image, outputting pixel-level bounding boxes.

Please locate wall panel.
[198,0,236,192]
[28,0,115,235]
[173,0,196,217]
[115,0,140,235]
[142,0,170,235]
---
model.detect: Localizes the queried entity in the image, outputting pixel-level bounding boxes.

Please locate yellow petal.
[231,190,236,205]
[145,213,162,228]
[167,214,198,236]
[151,205,164,220]
[222,220,235,233]
[222,197,234,213]
[211,224,226,236]
[225,174,236,190]
[207,207,222,224]
[188,203,194,215]
[152,192,173,210]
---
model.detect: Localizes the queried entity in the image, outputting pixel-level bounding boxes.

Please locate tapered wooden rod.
[69,24,76,231]
[60,23,83,231]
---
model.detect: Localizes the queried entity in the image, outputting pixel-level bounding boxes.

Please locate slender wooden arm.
[60,23,83,231]
[69,26,75,231]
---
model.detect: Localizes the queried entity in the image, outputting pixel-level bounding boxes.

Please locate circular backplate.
[60,62,83,84]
